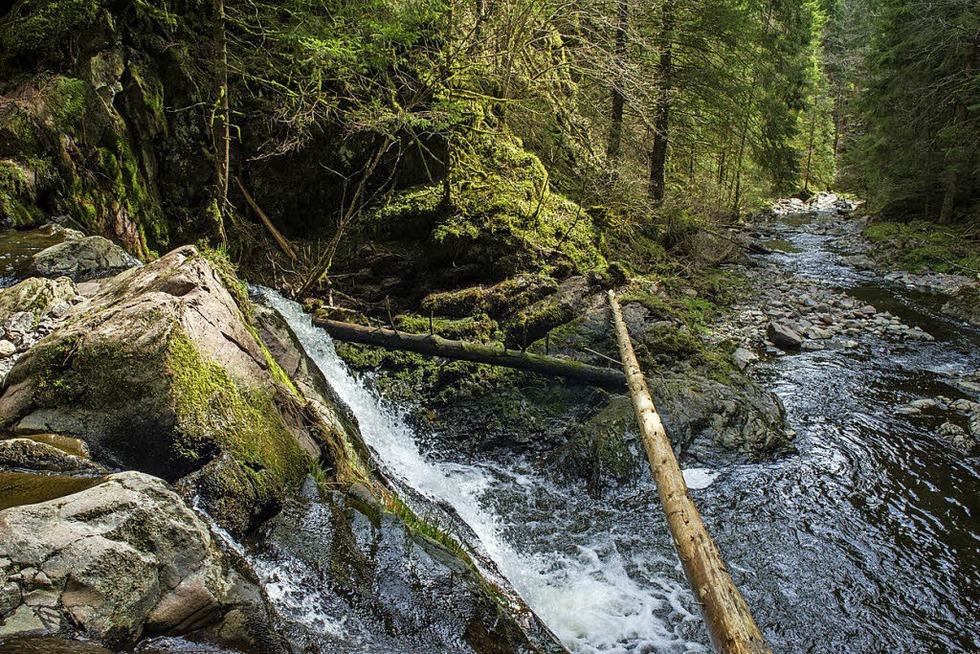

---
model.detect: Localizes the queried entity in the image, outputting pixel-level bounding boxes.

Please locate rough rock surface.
[0,472,278,651]
[32,235,138,280]
[0,437,102,473]
[942,284,980,328]
[0,246,320,536]
[767,321,803,349]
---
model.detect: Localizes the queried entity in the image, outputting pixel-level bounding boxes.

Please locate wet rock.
[258,491,566,654]
[950,399,979,413]
[32,236,138,281]
[909,399,938,410]
[842,255,875,269]
[767,321,802,349]
[0,471,280,651]
[0,438,102,473]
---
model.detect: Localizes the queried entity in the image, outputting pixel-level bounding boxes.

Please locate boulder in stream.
[0,471,281,651]
[31,235,138,281]
[766,321,803,349]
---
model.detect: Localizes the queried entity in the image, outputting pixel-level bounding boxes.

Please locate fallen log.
[313,317,627,391]
[234,176,298,262]
[608,290,772,654]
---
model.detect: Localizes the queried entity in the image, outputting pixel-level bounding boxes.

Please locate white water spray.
[256,288,706,653]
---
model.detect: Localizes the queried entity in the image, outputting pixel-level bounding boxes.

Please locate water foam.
[257,288,706,653]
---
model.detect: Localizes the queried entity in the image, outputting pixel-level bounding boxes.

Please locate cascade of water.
[254,287,704,654]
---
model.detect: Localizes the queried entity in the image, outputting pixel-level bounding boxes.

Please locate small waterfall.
[256,288,705,653]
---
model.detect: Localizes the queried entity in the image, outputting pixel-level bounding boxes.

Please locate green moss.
[44,77,88,132]
[864,220,980,275]
[367,133,605,278]
[394,312,499,342]
[166,330,307,491]
[0,161,43,227]
[0,0,104,62]
[505,297,575,349]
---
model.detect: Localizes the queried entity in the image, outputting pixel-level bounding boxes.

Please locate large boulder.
[32,235,138,280]
[0,471,279,651]
[0,246,322,536]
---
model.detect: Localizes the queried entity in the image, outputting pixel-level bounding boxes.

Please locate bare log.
[314,317,627,391]
[608,290,772,654]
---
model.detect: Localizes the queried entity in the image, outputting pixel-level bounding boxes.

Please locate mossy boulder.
[32,234,138,279]
[0,276,78,326]
[0,246,318,536]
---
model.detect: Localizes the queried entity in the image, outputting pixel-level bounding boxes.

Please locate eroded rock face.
[0,246,318,536]
[0,472,277,651]
[32,235,139,280]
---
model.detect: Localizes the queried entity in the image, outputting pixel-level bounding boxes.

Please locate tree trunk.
[213,0,230,242]
[939,42,975,225]
[648,0,674,206]
[314,318,628,391]
[606,0,629,166]
[608,290,772,654]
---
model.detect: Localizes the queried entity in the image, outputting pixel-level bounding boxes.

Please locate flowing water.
[256,211,979,654]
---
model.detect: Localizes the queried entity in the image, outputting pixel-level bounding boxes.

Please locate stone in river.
[766,321,803,350]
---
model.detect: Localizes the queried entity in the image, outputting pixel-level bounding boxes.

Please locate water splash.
[255,288,705,653]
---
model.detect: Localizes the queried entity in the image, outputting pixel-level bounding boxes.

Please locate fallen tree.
[608,290,772,654]
[313,317,627,391]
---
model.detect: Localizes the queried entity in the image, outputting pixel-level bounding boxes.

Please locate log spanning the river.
[608,290,772,654]
[314,317,628,391]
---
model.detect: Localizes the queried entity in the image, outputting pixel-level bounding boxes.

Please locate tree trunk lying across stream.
[313,317,628,391]
[608,290,772,654]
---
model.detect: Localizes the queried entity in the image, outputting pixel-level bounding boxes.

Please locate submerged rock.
[0,471,280,651]
[0,437,102,473]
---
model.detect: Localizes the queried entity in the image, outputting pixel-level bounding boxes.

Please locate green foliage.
[864,220,980,275]
[0,0,104,63]
[0,161,43,227]
[843,0,980,222]
[44,77,89,132]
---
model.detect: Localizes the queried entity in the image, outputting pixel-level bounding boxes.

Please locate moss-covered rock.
[0,276,78,325]
[0,246,317,535]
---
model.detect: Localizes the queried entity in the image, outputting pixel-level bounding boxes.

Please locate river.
[255,208,979,654]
